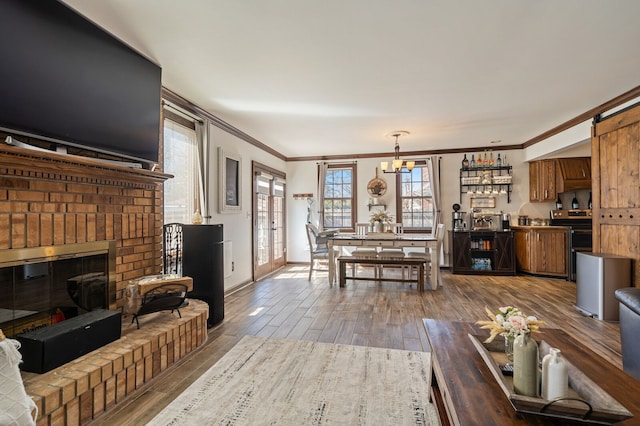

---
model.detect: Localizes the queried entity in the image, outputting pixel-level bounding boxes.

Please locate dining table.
[327,233,440,290]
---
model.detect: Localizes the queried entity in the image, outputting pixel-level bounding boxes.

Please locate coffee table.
[423,319,640,425]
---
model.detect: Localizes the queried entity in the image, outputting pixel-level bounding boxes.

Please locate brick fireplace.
[0,143,209,424]
[0,143,167,297]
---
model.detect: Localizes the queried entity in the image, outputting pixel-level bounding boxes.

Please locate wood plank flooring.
[93,266,623,425]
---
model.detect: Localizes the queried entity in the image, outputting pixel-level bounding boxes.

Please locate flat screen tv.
[0,0,162,167]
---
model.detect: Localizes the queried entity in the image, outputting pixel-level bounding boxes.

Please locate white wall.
[285,149,530,265]
[204,124,286,290]
[211,125,589,284]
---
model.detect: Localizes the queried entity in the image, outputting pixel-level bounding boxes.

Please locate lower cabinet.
[451,231,515,275]
[513,227,568,278]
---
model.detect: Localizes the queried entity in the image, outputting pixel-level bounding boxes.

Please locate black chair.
[132,283,188,329]
[615,287,640,381]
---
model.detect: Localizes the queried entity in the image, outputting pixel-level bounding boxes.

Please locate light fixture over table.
[381,131,414,174]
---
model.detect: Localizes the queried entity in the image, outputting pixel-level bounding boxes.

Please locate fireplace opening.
[0,241,116,338]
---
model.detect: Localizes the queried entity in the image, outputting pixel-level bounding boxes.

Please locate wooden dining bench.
[337,255,425,292]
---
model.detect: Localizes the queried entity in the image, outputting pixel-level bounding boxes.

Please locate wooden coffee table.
[423,319,640,425]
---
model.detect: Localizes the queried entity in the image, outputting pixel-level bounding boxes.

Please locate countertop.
[511,225,569,230]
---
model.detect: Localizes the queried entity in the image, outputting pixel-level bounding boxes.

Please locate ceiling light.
[381,131,414,174]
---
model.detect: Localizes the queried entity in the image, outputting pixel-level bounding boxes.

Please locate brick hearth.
[23,300,208,425]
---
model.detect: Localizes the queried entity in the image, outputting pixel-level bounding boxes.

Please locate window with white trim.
[399,164,434,231]
[322,164,356,230]
[163,119,198,224]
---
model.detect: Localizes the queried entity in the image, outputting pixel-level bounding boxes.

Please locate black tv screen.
[0,0,162,165]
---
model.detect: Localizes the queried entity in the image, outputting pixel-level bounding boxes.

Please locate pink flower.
[508,315,528,331]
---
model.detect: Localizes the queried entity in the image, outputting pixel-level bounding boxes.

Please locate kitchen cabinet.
[513,227,568,278]
[451,231,515,275]
[529,157,591,202]
[556,158,591,193]
[529,159,556,202]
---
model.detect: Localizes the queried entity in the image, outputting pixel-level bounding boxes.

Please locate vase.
[192,208,203,224]
[513,333,539,397]
[504,335,514,363]
[541,348,568,400]
[373,221,383,233]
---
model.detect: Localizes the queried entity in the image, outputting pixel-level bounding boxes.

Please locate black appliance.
[550,210,593,281]
[16,309,121,373]
[163,224,224,327]
[452,203,467,231]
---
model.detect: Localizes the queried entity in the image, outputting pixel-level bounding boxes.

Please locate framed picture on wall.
[219,147,242,213]
[470,196,496,208]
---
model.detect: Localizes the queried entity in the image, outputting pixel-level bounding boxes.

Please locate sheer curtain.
[316,162,328,231]
[427,155,443,265]
[195,121,209,222]
[428,155,442,232]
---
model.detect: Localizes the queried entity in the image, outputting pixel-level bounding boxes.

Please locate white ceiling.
[60,0,640,159]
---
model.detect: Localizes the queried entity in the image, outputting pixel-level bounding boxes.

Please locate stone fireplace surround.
[0,144,209,425]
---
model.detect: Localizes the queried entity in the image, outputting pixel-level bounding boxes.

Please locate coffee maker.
[500,213,511,231]
[452,203,467,231]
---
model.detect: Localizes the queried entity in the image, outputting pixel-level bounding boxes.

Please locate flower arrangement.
[476,306,544,343]
[370,210,393,225]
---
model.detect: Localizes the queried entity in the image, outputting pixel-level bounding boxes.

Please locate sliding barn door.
[592,106,640,285]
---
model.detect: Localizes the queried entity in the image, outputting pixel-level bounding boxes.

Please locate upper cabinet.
[529,157,591,202]
[529,159,557,202]
[556,158,591,193]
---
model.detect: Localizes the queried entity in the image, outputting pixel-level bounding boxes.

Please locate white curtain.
[428,155,443,265]
[195,121,209,222]
[428,155,442,232]
[316,162,328,231]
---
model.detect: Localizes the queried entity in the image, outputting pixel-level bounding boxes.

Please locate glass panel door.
[254,165,286,279]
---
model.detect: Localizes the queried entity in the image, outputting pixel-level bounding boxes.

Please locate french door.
[253,162,286,279]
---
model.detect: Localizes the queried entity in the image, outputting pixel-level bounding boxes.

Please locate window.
[322,164,356,230]
[163,118,199,224]
[399,164,434,231]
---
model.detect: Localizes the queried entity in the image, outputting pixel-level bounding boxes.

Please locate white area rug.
[147,336,437,425]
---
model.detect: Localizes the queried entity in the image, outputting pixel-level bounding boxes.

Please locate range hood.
[556,157,591,192]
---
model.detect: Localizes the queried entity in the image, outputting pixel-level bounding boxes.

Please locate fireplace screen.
[0,241,116,338]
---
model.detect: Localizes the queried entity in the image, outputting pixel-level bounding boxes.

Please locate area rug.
[147,335,437,425]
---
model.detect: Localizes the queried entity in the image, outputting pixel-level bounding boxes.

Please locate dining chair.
[378,222,406,278]
[350,222,379,278]
[407,223,445,286]
[306,223,333,281]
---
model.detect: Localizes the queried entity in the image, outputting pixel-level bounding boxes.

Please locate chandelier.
[381,131,414,174]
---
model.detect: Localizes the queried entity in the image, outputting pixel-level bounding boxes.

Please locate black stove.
[550,210,592,280]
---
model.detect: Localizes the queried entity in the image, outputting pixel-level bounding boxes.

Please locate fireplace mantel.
[0,144,172,186]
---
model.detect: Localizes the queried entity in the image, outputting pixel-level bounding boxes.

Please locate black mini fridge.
[163,223,224,327]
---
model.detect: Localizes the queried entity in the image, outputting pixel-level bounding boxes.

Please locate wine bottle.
[588,192,592,209]
[489,151,494,167]
[496,153,502,168]
[555,195,563,210]
[462,154,469,169]
[470,154,476,169]
[571,193,579,209]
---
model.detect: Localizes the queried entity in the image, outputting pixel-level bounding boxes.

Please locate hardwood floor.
[94,266,623,425]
